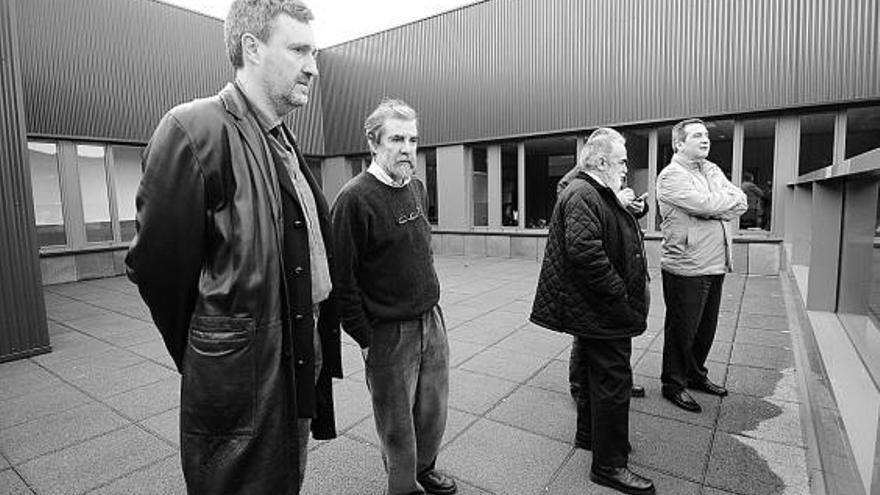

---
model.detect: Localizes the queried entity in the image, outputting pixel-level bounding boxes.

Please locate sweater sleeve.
[657,163,745,219]
[330,187,373,348]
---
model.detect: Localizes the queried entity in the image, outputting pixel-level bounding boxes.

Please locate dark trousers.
[365,306,449,495]
[660,270,725,394]
[574,336,633,469]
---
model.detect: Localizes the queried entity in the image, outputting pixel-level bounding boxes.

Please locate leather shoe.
[631,385,646,398]
[418,470,457,495]
[663,389,702,413]
[590,466,655,495]
[688,379,728,397]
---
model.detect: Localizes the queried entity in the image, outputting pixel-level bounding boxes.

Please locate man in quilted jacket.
[531,128,655,495]
[656,119,747,413]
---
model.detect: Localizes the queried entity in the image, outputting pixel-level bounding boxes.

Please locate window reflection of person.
[740,171,764,229]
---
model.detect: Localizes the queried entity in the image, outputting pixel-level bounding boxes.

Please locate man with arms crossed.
[331,99,456,495]
[532,128,654,495]
[656,118,747,413]
[126,1,340,492]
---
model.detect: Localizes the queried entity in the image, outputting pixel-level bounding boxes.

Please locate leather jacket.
[126,83,339,494]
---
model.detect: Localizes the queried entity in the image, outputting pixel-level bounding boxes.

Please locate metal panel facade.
[16,0,325,154]
[0,0,50,361]
[317,0,880,155]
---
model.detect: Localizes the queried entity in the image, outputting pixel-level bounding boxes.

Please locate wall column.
[806,181,843,311]
[517,142,526,229]
[321,156,349,206]
[0,0,50,361]
[437,145,469,229]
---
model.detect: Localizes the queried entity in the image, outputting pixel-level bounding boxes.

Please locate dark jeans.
[365,306,449,495]
[574,336,633,469]
[660,270,725,394]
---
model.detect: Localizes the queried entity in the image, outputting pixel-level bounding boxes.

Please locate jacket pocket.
[182,315,256,435]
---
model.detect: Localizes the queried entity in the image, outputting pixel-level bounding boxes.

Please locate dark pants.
[365,306,450,495]
[660,270,724,394]
[574,336,633,469]
[297,315,323,490]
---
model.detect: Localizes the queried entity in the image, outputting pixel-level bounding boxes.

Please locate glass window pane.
[347,156,367,179]
[846,106,880,159]
[524,136,576,229]
[27,142,66,247]
[472,147,488,226]
[741,118,776,231]
[655,124,674,229]
[77,144,113,243]
[113,145,143,242]
[424,149,438,224]
[501,144,519,226]
[706,119,734,178]
[799,112,835,175]
[620,128,650,229]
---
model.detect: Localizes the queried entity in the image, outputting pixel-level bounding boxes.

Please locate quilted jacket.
[530,172,648,339]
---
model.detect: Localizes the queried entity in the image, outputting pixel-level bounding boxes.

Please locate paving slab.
[140,409,179,446]
[441,418,571,494]
[726,365,800,403]
[448,369,519,415]
[628,376,721,429]
[487,385,575,443]
[0,469,31,494]
[330,377,373,432]
[734,327,792,348]
[629,411,713,482]
[706,432,809,495]
[300,436,387,495]
[717,393,804,447]
[731,343,794,370]
[88,455,183,495]
[546,449,701,495]
[0,402,128,465]
[0,382,92,430]
[526,358,570,395]
[738,313,791,331]
[493,326,570,359]
[447,339,488,368]
[458,347,550,382]
[29,332,117,367]
[17,426,174,495]
[0,365,63,401]
[104,376,180,421]
[347,406,478,449]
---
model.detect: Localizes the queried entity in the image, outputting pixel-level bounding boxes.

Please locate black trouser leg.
[689,274,724,384]
[661,270,711,394]
[575,336,632,469]
[569,336,586,399]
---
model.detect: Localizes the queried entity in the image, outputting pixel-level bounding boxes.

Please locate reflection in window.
[799,112,835,175]
[741,118,776,231]
[501,144,518,226]
[347,156,368,179]
[472,147,488,226]
[27,142,66,247]
[655,124,674,229]
[423,149,438,224]
[77,145,113,243]
[524,136,576,229]
[846,106,880,159]
[705,119,734,178]
[113,146,142,242]
[620,128,650,229]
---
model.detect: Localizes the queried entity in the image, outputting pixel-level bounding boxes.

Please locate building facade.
[3,0,880,493]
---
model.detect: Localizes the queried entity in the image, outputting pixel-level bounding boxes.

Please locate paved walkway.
[0,256,811,494]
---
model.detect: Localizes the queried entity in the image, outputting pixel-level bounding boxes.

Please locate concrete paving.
[0,256,813,494]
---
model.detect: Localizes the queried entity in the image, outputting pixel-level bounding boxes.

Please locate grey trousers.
[365,305,450,495]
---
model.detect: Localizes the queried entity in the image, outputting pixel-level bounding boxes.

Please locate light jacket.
[125,83,340,494]
[656,153,747,276]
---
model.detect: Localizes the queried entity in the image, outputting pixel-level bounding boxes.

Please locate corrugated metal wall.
[317,0,880,155]
[16,0,325,154]
[0,0,50,361]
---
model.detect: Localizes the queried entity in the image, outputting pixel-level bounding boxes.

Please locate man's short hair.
[225,0,314,69]
[578,128,625,171]
[364,98,418,145]
[671,118,706,150]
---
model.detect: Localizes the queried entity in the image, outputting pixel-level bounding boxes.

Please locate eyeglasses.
[398,203,425,224]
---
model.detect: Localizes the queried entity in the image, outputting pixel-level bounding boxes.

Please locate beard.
[387,161,415,184]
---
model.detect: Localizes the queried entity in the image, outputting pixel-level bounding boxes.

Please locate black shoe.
[688,378,728,397]
[662,389,702,413]
[631,385,646,398]
[418,470,457,495]
[590,466,656,495]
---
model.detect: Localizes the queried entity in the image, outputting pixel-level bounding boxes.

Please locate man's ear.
[366,135,378,154]
[241,33,261,67]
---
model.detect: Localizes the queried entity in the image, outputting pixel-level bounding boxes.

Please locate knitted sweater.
[330,173,440,348]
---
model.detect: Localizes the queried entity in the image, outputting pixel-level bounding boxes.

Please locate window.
[705,120,734,178]
[112,145,142,242]
[620,128,650,229]
[524,135,577,228]
[347,156,368,179]
[741,118,776,231]
[846,106,880,159]
[304,157,322,191]
[799,112,836,175]
[76,145,113,243]
[423,149,438,224]
[27,142,66,247]
[501,144,518,227]
[471,147,488,226]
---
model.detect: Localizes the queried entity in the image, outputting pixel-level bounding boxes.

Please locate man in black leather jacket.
[125,1,340,493]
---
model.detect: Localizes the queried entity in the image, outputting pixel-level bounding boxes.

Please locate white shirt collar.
[367,160,410,188]
[586,171,607,188]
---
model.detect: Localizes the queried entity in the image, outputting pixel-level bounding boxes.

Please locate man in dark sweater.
[331,99,456,495]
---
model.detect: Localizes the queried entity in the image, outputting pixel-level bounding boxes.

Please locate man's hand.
[618,188,647,215]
